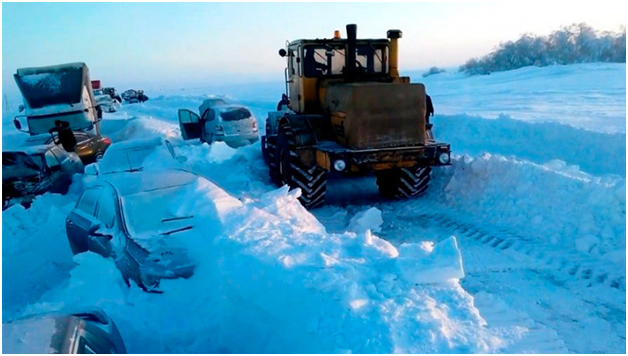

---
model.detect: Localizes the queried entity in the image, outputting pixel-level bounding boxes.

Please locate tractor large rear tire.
[375,166,431,199]
[264,120,281,184]
[277,121,327,209]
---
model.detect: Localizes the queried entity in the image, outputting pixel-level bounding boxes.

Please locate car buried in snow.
[3,145,84,210]
[84,136,185,176]
[2,308,126,354]
[178,101,259,148]
[121,89,149,104]
[21,131,112,165]
[65,168,210,292]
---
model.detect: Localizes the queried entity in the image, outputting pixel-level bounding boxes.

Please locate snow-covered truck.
[13,62,102,136]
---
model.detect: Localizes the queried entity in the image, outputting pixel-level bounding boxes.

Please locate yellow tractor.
[262,24,451,208]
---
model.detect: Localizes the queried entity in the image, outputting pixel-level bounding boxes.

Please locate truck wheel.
[375,166,431,199]
[276,121,327,209]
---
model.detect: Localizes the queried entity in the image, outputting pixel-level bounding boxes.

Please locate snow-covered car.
[121,89,149,104]
[2,308,126,354]
[93,89,119,113]
[178,104,259,148]
[22,131,111,164]
[85,136,185,176]
[66,169,211,292]
[3,145,84,210]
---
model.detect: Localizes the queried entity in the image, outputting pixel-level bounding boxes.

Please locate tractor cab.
[279,27,406,114]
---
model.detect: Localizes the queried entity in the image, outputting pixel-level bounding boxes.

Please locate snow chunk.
[397,236,465,284]
[347,207,383,233]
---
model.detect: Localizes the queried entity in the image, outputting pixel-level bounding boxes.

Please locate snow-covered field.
[2,63,625,353]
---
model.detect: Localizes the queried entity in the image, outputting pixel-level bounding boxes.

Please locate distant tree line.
[459,23,626,75]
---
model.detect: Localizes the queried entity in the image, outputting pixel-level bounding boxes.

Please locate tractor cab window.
[302,45,346,78]
[355,44,387,74]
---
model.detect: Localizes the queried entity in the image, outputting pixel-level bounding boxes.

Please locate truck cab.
[13,62,101,136]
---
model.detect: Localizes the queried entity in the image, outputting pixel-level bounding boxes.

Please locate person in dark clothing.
[276,94,290,111]
[425,94,434,124]
[49,120,77,152]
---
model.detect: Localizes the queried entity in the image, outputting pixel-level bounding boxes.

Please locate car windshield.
[27,111,93,135]
[2,152,44,179]
[100,146,158,173]
[220,107,252,121]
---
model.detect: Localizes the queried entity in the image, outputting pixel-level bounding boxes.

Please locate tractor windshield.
[302,43,387,78]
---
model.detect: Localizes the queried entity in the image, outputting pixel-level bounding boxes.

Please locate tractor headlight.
[333,159,346,171]
[438,152,450,164]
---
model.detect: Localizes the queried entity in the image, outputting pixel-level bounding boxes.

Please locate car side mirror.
[18,105,24,113]
[278,49,287,57]
[85,163,100,176]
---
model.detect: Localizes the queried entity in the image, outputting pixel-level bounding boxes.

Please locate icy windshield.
[122,184,197,240]
[2,152,44,179]
[27,111,92,136]
[100,146,158,174]
[220,107,252,121]
[15,69,83,109]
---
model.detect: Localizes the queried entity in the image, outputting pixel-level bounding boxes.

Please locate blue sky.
[2,2,626,94]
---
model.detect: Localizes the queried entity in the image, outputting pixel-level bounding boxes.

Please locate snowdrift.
[18,182,499,353]
[431,153,626,265]
[433,114,626,177]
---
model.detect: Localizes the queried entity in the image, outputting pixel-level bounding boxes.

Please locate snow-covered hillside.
[2,63,625,353]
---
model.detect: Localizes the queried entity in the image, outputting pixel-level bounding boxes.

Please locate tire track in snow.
[472,292,568,354]
[399,199,626,294]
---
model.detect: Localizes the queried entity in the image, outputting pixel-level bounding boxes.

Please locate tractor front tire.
[276,121,327,209]
[375,166,431,199]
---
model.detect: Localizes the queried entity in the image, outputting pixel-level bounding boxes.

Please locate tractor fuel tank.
[324,82,427,149]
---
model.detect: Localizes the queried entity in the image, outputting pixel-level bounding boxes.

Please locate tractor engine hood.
[323,82,427,149]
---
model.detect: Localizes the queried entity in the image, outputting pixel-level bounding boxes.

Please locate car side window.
[44,150,60,169]
[97,187,117,228]
[77,187,103,216]
[207,109,215,121]
[75,133,88,143]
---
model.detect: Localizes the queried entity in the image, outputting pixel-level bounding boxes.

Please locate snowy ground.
[2,63,625,353]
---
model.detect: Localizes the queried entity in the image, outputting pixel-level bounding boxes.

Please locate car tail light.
[103,137,111,145]
[251,121,258,129]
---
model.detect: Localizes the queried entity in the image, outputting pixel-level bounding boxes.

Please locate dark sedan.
[2,308,126,354]
[22,131,111,164]
[66,169,208,292]
[3,145,84,209]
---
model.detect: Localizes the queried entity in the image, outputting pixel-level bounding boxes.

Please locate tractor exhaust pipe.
[346,24,357,82]
[387,29,402,78]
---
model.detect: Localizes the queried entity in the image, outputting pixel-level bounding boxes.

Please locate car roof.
[8,145,53,155]
[100,169,199,197]
[211,104,251,112]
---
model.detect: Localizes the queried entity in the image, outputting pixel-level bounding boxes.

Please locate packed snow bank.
[432,153,626,265]
[433,114,626,177]
[1,192,79,320]
[420,63,626,134]
[22,184,500,353]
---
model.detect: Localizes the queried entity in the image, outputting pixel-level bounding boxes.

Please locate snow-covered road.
[2,63,625,353]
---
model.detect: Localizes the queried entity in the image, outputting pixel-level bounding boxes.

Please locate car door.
[74,133,91,158]
[91,186,118,258]
[178,109,202,140]
[44,149,67,193]
[66,186,103,254]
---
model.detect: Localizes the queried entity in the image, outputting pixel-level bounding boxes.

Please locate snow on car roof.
[103,169,199,197]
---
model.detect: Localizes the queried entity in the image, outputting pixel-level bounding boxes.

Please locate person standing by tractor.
[277,94,290,111]
[49,120,77,152]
